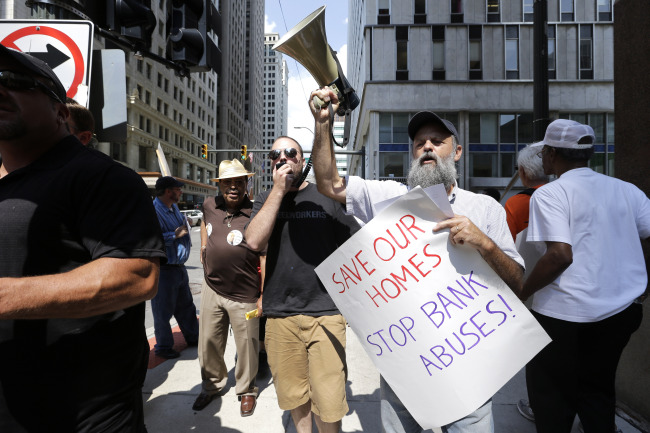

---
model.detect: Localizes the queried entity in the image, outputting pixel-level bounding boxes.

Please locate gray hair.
[518,144,548,184]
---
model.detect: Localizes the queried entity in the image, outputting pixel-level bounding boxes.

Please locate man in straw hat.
[192,159,263,417]
[521,119,650,433]
[0,44,165,431]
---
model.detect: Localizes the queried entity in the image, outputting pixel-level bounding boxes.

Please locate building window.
[379,113,410,182]
[505,26,519,79]
[432,26,446,80]
[548,24,556,79]
[597,0,612,21]
[579,25,593,79]
[561,0,574,21]
[468,112,533,178]
[451,0,464,23]
[378,0,390,24]
[396,26,409,81]
[469,26,482,80]
[414,0,426,23]
[111,142,127,162]
[487,0,500,22]
[523,0,534,22]
[138,146,147,170]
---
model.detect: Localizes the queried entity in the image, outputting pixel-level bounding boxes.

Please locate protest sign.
[315,187,551,428]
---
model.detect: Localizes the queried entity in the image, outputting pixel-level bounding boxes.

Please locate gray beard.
[407,151,458,191]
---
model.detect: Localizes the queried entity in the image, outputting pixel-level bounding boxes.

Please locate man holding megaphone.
[308,87,525,433]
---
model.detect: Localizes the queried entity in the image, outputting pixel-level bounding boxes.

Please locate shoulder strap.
[517,188,536,197]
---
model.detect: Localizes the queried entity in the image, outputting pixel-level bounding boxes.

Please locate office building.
[347,0,615,197]
[262,32,289,191]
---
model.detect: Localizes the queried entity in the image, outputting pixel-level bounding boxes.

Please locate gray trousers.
[198,282,259,396]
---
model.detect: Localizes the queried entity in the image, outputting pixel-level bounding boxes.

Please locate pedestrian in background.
[504,143,549,422]
[0,44,165,432]
[152,176,200,359]
[65,97,96,147]
[192,159,263,417]
[521,119,650,433]
[505,144,549,243]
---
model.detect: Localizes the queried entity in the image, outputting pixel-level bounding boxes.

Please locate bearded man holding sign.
[309,88,526,433]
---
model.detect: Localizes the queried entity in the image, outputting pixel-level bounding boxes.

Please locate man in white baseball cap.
[521,119,650,432]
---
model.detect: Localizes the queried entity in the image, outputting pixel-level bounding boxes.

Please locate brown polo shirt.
[201,195,263,303]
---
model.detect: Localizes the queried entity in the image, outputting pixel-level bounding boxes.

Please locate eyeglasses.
[0,70,63,103]
[268,147,298,160]
[536,147,548,158]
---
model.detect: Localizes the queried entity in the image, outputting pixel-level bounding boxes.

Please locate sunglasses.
[268,147,299,160]
[0,70,63,103]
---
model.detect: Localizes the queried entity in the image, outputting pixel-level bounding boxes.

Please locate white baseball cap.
[531,119,595,149]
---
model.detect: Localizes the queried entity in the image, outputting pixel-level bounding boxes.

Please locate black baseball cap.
[155,176,185,190]
[408,111,459,142]
[0,43,67,103]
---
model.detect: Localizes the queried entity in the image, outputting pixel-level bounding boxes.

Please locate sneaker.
[155,348,180,359]
[517,399,535,422]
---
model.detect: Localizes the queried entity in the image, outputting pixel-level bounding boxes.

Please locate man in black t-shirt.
[246,136,359,433]
[0,45,165,432]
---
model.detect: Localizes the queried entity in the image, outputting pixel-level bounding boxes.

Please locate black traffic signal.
[240,145,247,161]
[167,0,221,72]
[106,0,156,51]
[201,144,208,159]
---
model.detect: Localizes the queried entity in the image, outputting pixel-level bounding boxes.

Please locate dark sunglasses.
[0,70,63,103]
[268,147,298,160]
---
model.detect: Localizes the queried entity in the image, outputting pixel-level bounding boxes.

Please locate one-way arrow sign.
[0,20,94,106]
[29,43,70,69]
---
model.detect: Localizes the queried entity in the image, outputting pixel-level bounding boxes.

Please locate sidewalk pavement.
[143,324,642,433]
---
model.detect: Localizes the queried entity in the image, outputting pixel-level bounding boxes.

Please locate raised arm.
[309,87,347,204]
[435,215,524,294]
[0,257,160,320]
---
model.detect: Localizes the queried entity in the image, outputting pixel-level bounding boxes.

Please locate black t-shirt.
[0,137,166,432]
[251,183,360,316]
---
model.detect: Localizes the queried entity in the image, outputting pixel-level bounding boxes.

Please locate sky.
[264,0,349,150]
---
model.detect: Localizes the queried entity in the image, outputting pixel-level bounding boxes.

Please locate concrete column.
[614,0,650,428]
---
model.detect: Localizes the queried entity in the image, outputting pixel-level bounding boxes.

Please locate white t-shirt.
[527,167,650,322]
[345,176,524,268]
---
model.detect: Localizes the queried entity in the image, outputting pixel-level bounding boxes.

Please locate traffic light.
[201,144,208,159]
[167,0,221,72]
[105,0,156,51]
[240,145,247,161]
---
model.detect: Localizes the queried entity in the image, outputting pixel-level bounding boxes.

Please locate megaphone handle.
[312,95,327,110]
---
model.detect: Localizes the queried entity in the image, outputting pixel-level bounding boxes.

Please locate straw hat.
[210,159,254,181]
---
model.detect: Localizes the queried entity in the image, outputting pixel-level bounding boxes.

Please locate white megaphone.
[273,6,360,117]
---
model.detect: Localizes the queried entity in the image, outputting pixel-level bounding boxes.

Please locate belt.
[161,263,184,268]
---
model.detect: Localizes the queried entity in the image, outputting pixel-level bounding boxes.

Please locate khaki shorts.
[266,314,348,422]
